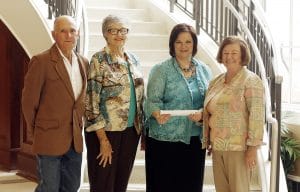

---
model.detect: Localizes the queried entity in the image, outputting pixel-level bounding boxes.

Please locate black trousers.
[145,136,206,192]
[85,127,140,192]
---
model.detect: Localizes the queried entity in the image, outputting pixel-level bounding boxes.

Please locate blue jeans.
[35,146,82,192]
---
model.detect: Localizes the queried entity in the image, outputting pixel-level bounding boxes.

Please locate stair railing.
[43,0,88,56]
[74,0,89,57]
[169,0,283,191]
[216,3,280,192]
[45,0,75,19]
[223,3,279,192]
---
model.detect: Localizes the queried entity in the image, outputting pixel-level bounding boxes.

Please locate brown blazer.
[22,44,89,156]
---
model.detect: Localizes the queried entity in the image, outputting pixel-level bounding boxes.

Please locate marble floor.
[0,163,215,192]
[0,169,37,192]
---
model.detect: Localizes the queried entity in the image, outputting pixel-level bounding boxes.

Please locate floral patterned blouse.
[202,67,265,151]
[85,47,144,134]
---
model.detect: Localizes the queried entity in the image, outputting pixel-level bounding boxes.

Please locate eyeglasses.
[107,28,129,35]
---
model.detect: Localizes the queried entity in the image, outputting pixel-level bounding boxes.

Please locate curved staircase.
[82,0,216,191]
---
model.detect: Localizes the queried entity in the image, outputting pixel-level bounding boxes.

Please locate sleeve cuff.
[85,121,106,132]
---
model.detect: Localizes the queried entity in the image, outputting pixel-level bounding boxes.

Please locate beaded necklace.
[180,65,194,73]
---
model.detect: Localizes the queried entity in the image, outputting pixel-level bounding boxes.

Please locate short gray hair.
[102,15,130,35]
[53,15,78,32]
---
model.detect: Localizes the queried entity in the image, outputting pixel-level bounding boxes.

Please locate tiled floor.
[0,151,214,192]
[0,153,214,192]
[0,169,37,192]
[0,149,215,192]
[0,167,215,192]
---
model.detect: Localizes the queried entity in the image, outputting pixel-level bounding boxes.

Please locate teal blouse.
[187,75,202,137]
[127,62,136,127]
[144,57,212,144]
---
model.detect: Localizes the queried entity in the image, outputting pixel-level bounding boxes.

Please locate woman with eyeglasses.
[85,14,144,192]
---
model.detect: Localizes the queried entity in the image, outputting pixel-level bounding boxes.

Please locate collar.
[103,46,133,65]
[222,67,247,86]
[55,44,76,62]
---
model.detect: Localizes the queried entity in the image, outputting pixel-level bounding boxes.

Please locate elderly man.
[22,15,88,192]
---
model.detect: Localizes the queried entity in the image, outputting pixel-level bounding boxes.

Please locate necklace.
[180,64,193,73]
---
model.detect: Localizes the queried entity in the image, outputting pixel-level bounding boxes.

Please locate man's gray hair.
[53,15,78,32]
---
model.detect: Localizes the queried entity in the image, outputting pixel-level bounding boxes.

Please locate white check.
[160,109,203,116]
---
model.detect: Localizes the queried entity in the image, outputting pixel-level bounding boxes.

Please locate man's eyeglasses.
[107,28,129,35]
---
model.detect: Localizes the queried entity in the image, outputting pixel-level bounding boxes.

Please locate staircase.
[82,0,264,192]
[82,0,217,191]
[83,0,168,191]
[85,0,170,80]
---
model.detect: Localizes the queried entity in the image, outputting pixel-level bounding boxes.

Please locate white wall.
[266,0,300,105]
[0,0,53,58]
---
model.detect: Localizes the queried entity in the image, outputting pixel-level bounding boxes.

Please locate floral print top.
[145,57,212,144]
[85,47,144,134]
[202,67,265,151]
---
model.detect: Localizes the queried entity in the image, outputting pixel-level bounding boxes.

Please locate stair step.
[127,184,146,192]
[80,183,260,192]
[88,34,169,50]
[80,183,217,192]
[87,49,169,64]
[127,184,218,192]
[135,147,145,160]
[85,0,133,8]
[86,7,150,21]
[129,161,145,185]
[88,20,167,35]
[129,50,169,62]
[128,158,215,186]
